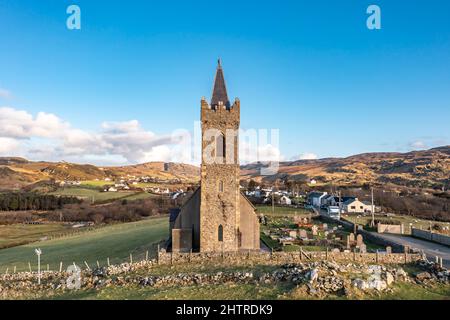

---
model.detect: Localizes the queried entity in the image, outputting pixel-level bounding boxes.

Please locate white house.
[279,195,292,205]
[343,198,373,213]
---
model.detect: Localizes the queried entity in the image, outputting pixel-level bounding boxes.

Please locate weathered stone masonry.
[170,61,260,253]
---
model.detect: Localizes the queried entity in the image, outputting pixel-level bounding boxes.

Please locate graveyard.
[260,212,384,254]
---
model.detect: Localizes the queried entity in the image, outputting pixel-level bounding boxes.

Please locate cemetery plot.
[261,214,383,253]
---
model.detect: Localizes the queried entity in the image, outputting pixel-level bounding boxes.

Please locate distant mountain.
[0,159,200,190]
[241,146,450,190]
[0,146,448,191]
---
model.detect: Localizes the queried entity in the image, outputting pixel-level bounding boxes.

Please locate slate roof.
[211,59,231,109]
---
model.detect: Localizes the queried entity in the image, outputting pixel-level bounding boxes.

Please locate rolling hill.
[241,146,450,190]
[0,146,448,191]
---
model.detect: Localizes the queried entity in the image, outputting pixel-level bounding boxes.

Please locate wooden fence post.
[130,253,133,264]
[84,261,90,271]
[28,262,32,273]
[59,262,63,273]
[157,244,160,265]
[300,247,303,261]
[107,257,110,267]
[326,247,329,261]
[146,250,149,261]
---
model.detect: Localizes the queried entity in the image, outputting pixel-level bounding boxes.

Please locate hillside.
[241,146,450,190]
[0,146,448,191]
[0,159,200,190]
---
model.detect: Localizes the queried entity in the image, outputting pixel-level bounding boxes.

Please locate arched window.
[215,133,226,160]
[218,180,224,192]
[218,225,223,242]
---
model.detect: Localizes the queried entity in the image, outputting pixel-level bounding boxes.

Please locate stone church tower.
[199,60,241,252]
[169,60,260,253]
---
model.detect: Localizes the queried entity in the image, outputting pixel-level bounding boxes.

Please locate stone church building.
[169,61,260,253]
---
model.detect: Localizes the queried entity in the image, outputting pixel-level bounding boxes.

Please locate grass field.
[49,187,156,203]
[256,205,312,217]
[0,224,71,249]
[0,216,169,273]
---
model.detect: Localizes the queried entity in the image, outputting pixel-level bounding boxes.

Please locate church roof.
[211,59,231,109]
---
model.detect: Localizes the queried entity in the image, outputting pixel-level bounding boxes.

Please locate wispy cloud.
[409,140,427,150]
[0,88,12,99]
[289,152,318,161]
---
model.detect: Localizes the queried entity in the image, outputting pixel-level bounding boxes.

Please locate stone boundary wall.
[319,215,408,253]
[377,224,403,235]
[412,228,450,246]
[158,251,421,266]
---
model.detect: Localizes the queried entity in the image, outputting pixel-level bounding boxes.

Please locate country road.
[372,233,450,268]
[315,207,450,268]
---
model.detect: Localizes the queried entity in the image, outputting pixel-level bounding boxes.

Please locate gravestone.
[359,244,367,253]
[332,248,340,253]
[356,234,363,247]
[349,233,355,244]
[322,223,328,230]
[311,225,318,236]
[386,246,392,254]
[324,231,329,238]
[299,229,308,239]
[346,235,351,249]
[289,230,297,238]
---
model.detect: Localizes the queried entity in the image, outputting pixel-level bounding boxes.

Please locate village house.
[278,195,292,205]
[343,198,373,213]
[307,191,328,207]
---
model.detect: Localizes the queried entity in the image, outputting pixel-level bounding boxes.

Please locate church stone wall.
[239,195,260,250]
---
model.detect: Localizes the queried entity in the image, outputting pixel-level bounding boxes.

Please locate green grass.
[12,261,449,300]
[379,282,450,300]
[0,216,169,273]
[50,187,140,203]
[0,224,71,249]
[79,180,110,187]
[49,283,290,300]
[256,205,312,217]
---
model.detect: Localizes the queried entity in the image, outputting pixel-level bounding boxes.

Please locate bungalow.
[343,198,373,213]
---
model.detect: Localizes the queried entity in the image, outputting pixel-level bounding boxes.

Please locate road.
[313,206,450,267]
[369,232,450,268]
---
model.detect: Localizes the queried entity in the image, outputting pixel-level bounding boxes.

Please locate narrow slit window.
[216,133,225,160]
[218,225,223,242]
[219,180,224,192]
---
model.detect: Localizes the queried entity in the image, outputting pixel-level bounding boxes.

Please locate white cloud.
[0,106,288,165]
[297,152,318,160]
[0,106,179,164]
[0,107,69,139]
[240,140,283,164]
[409,140,427,150]
[0,88,12,99]
[0,137,20,155]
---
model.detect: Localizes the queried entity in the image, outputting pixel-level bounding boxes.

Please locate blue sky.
[0,0,449,165]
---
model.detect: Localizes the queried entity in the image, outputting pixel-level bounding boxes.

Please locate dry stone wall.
[158,251,421,266]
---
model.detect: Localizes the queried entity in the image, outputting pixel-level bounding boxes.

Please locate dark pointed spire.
[211,59,230,109]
